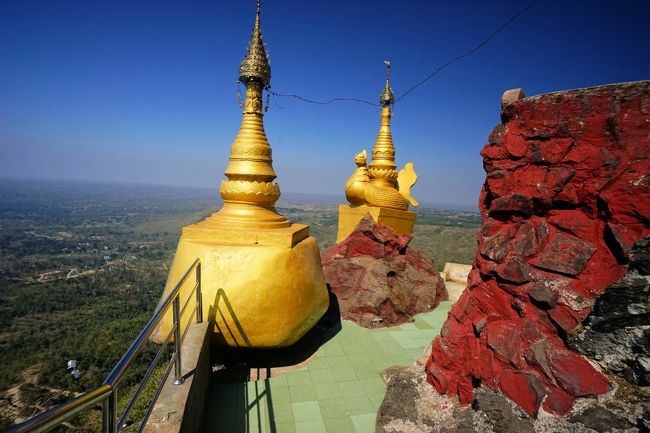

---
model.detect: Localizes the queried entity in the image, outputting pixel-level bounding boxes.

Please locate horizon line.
[0,175,479,212]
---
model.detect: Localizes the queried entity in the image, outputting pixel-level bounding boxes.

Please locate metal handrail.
[8,259,202,433]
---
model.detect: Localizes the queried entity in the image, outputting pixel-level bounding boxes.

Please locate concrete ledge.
[442,262,471,284]
[182,223,310,248]
[144,321,211,433]
[441,263,472,303]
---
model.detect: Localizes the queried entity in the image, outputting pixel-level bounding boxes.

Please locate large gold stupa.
[152,2,329,348]
[337,62,419,242]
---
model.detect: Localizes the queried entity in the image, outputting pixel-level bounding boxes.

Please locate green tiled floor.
[202,301,452,433]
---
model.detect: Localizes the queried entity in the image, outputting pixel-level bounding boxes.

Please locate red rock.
[499,256,533,284]
[479,224,516,264]
[472,280,518,320]
[535,221,549,245]
[578,247,624,296]
[440,317,473,344]
[554,183,580,205]
[322,215,447,327]
[457,375,475,405]
[450,290,472,321]
[565,138,606,170]
[548,305,579,333]
[531,232,596,276]
[490,193,533,215]
[426,363,449,394]
[480,217,505,238]
[425,81,650,417]
[512,220,541,257]
[485,320,525,365]
[548,209,596,239]
[542,386,574,416]
[546,167,576,192]
[485,170,510,198]
[342,230,386,258]
[471,314,487,335]
[545,344,610,397]
[527,281,558,308]
[520,319,545,344]
[497,370,546,416]
[503,131,528,158]
[478,185,490,214]
[599,159,650,253]
[488,124,506,144]
[430,338,454,369]
[531,138,574,164]
[446,376,460,402]
[475,254,498,279]
[471,345,498,381]
[524,339,555,383]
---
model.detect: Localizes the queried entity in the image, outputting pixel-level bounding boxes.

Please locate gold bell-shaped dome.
[153,0,330,350]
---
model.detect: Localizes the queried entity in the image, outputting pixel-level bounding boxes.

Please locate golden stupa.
[337,61,419,242]
[152,2,329,348]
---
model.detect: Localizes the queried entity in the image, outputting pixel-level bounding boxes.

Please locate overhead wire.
[268,92,379,107]
[268,1,538,108]
[395,1,538,103]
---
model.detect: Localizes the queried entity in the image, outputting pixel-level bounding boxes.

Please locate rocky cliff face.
[570,237,650,387]
[322,215,447,327]
[425,81,650,418]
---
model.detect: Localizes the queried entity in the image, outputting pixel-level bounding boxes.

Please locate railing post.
[102,389,117,433]
[172,296,184,385]
[196,262,203,324]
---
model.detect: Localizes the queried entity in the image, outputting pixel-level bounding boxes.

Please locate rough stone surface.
[570,237,650,386]
[568,406,635,432]
[377,366,646,433]
[471,388,535,433]
[424,81,650,421]
[322,215,447,327]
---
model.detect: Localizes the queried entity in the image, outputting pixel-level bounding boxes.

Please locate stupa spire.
[338,61,419,242]
[379,60,394,107]
[152,0,329,351]
[210,0,289,229]
[369,60,398,189]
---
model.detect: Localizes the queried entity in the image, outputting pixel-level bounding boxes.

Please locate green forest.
[0,179,479,429]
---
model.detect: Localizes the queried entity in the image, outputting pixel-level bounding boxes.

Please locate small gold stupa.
[153,1,329,348]
[337,61,419,242]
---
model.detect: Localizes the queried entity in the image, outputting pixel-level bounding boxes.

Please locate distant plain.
[0,179,479,429]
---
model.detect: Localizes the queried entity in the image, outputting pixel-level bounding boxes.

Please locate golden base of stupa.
[152,217,329,348]
[336,204,416,243]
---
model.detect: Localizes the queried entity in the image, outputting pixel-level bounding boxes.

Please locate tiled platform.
[202,301,453,433]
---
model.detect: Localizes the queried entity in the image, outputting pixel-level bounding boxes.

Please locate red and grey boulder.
[425,81,650,422]
[322,215,448,327]
[570,237,650,386]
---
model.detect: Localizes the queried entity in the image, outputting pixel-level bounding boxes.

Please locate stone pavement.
[202,301,453,433]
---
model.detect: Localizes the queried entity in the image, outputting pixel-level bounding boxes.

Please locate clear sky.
[1,1,648,208]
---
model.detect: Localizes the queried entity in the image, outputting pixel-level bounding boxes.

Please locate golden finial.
[369,61,397,190]
[357,61,417,211]
[239,0,271,88]
[379,60,394,107]
[209,0,289,229]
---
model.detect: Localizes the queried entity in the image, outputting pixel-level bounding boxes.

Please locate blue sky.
[1,1,648,207]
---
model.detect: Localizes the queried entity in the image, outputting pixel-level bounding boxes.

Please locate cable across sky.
[1,0,648,206]
[269,1,539,108]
